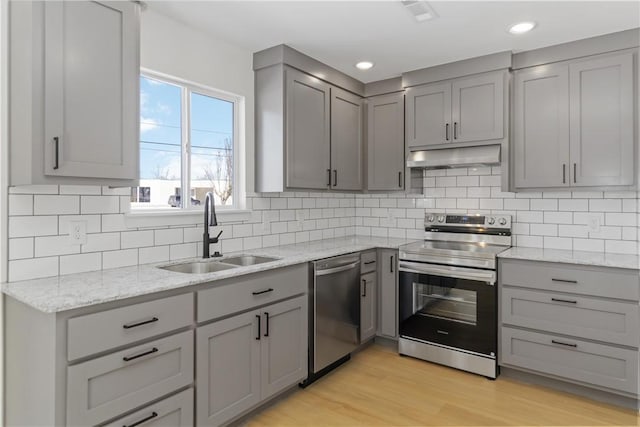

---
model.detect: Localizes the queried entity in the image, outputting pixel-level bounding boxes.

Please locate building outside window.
[132,72,240,211]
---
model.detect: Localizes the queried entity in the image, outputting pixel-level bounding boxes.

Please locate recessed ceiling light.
[401,1,438,23]
[508,21,536,35]
[355,61,374,70]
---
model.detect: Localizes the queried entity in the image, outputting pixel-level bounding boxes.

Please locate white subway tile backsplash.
[9,257,58,281]
[103,249,139,269]
[169,243,197,260]
[589,199,622,212]
[543,211,573,224]
[81,196,120,214]
[139,246,171,265]
[605,240,637,255]
[530,199,558,211]
[60,185,101,195]
[605,213,636,227]
[8,238,34,260]
[35,235,80,257]
[154,228,184,245]
[121,230,154,249]
[9,195,34,216]
[10,185,58,195]
[544,236,573,250]
[60,253,102,275]
[530,224,558,237]
[102,186,131,196]
[101,214,128,232]
[60,215,101,234]
[573,238,605,252]
[82,233,121,253]
[9,216,58,238]
[34,195,79,215]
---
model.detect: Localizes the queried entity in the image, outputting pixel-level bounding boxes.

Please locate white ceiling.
[147,1,640,83]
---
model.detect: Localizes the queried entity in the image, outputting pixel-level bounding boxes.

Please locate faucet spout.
[203,192,219,258]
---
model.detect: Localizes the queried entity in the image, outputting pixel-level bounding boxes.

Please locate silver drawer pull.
[437,330,449,335]
[123,347,158,362]
[363,261,375,265]
[252,288,274,296]
[551,339,577,348]
[551,278,578,284]
[551,298,577,304]
[123,317,159,329]
[123,411,158,427]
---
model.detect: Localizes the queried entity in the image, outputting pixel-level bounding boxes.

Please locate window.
[132,72,239,211]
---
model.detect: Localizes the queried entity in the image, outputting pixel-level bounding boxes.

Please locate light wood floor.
[247,344,639,426]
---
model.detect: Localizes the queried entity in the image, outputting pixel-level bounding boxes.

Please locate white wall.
[1,0,8,421]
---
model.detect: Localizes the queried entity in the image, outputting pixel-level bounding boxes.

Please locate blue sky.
[139,76,233,180]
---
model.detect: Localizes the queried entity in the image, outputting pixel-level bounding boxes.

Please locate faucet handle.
[215,230,223,239]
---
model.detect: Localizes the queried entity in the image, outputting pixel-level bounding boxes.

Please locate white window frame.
[127,69,249,227]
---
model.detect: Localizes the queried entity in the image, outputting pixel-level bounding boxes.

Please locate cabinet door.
[569,52,635,187]
[196,311,261,426]
[378,249,398,339]
[331,87,364,190]
[260,296,308,400]
[451,71,504,142]
[514,64,570,188]
[285,68,331,189]
[367,92,405,191]
[406,82,451,148]
[44,1,138,179]
[360,272,377,342]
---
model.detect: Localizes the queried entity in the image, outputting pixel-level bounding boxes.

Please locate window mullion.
[182,87,191,210]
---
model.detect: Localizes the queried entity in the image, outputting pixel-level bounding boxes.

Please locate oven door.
[399,261,496,357]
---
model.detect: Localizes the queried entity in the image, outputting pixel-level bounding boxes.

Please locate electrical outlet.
[69,220,87,245]
[587,215,601,233]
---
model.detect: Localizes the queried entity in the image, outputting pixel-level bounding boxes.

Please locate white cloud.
[140,117,158,134]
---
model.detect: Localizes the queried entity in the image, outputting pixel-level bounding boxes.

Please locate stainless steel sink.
[159,261,238,274]
[220,255,279,266]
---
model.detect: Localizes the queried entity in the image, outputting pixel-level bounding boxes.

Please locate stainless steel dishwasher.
[301,253,361,386]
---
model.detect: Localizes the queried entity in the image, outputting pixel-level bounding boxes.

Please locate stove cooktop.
[399,240,510,260]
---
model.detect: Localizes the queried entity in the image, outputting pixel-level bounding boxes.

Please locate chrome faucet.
[203,192,222,258]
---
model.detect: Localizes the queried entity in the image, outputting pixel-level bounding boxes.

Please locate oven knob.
[487,217,496,225]
[427,214,435,222]
[437,215,445,223]
[498,217,507,226]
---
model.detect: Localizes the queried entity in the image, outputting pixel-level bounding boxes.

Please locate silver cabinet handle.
[123,317,158,329]
[123,347,158,362]
[53,136,60,170]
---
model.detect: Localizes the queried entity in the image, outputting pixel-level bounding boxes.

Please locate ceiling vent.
[401,1,438,22]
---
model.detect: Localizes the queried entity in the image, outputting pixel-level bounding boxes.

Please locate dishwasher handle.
[315,261,360,276]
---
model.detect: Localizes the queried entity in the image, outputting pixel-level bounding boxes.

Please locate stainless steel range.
[398,213,512,379]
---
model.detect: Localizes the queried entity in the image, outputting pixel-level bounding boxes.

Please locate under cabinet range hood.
[406,144,501,170]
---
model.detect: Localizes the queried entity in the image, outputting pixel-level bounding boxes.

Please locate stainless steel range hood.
[406,145,501,169]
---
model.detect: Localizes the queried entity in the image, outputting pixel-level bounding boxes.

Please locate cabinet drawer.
[103,388,194,427]
[361,251,377,274]
[67,330,194,426]
[501,327,638,394]
[68,293,193,361]
[500,260,639,301]
[502,288,639,347]
[197,264,307,323]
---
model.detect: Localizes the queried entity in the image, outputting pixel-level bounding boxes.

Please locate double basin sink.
[158,255,279,274]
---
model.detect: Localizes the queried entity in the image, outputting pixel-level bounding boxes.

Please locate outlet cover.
[587,215,601,233]
[69,220,87,245]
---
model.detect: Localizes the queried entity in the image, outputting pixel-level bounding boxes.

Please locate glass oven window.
[413,281,477,326]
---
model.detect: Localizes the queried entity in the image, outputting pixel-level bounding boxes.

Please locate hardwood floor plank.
[247,345,639,426]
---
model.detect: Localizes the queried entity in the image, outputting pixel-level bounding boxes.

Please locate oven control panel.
[425,213,511,230]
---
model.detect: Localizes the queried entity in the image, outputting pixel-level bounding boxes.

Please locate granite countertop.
[498,247,640,270]
[1,236,418,314]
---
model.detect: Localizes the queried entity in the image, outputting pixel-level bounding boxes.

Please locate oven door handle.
[399,261,496,285]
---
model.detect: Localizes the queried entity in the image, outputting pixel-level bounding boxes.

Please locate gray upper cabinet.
[452,72,504,142]
[285,67,332,189]
[406,82,451,148]
[569,52,634,187]
[331,87,364,190]
[10,1,140,185]
[406,70,505,149]
[513,50,636,189]
[367,92,405,191]
[513,64,570,188]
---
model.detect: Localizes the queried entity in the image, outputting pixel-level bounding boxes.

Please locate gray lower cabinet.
[366,92,405,191]
[103,388,194,427]
[377,249,398,339]
[67,330,194,426]
[406,70,505,148]
[499,258,640,396]
[285,67,332,189]
[501,327,638,395]
[196,295,308,426]
[513,50,636,189]
[331,87,364,190]
[10,0,140,185]
[360,272,377,342]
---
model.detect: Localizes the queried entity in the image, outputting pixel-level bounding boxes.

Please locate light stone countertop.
[498,247,640,270]
[1,236,418,314]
